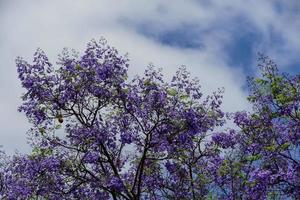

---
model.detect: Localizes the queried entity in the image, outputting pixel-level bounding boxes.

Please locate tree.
[0,39,225,199]
[208,55,300,199]
[0,39,299,200]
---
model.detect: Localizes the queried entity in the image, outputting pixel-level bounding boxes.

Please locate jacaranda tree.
[208,56,300,199]
[0,39,299,199]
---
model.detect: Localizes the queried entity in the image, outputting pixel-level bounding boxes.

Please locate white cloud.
[0,0,299,154]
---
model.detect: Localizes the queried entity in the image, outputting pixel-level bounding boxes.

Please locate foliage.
[0,39,299,199]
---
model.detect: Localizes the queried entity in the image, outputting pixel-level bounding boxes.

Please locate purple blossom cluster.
[0,40,299,199]
[212,130,236,149]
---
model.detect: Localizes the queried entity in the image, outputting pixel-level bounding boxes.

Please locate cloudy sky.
[0,0,299,154]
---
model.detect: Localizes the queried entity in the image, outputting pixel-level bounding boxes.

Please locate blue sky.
[0,0,299,154]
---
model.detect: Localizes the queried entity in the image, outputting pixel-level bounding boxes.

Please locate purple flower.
[212,131,236,148]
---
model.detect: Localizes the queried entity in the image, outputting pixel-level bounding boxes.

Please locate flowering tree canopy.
[0,39,299,200]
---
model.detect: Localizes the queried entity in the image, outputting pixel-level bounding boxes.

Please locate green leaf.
[180,94,189,100]
[75,64,83,70]
[55,124,62,129]
[144,80,154,86]
[122,88,129,93]
[246,154,262,162]
[279,142,290,150]
[167,88,178,96]
[265,144,276,152]
[198,174,209,184]
[255,78,268,85]
[39,127,45,135]
[218,159,230,176]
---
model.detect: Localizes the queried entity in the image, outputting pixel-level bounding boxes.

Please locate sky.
[0,0,299,154]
